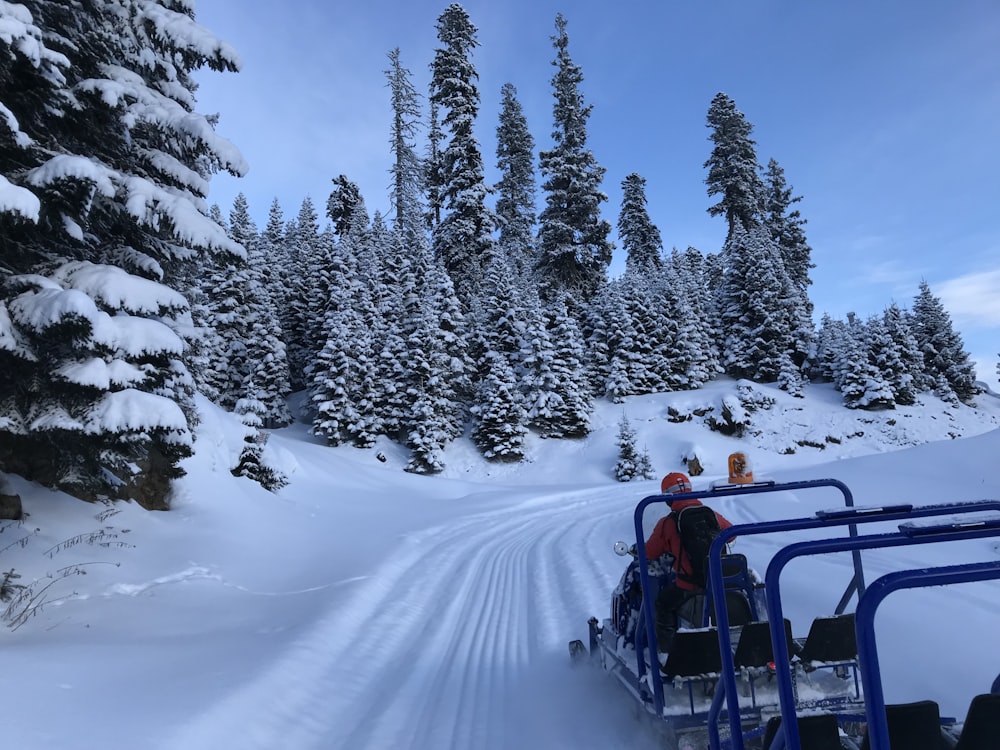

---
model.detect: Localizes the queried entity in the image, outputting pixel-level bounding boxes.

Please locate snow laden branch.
[76,64,247,178]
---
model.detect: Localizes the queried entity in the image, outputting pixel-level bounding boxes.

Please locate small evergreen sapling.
[637,445,655,481]
[614,413,652,481]
[232,385,288,492]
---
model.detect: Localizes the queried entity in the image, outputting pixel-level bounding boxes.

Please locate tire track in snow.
[328,495,592,748]
[161,485,641,750]
[381,491,620,749]
[383,514,530,749]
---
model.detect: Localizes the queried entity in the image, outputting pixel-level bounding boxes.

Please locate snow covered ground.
[2,379,1000,749]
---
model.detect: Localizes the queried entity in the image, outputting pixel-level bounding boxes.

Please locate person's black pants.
[654,585,696,652]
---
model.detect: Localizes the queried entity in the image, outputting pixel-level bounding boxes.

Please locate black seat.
[860,700,945,750]
[799,613,857,665]
[661,627,721,679]
[734,619,794,669]
[762,713,842,750]
[709,588,755,628]
[954,693,1000,750]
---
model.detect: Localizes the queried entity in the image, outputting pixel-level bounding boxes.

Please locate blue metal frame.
[706,500,1000,750]
[749,506,1000,750]
[631,478,862,718]
[856,560,1000,750]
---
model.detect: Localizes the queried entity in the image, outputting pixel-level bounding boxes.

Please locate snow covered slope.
[2,379,998,749]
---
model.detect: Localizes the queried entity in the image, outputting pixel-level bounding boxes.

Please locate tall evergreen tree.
[495,82,537,281]
[836,317,895,410]
[764,159,813,303]
[385,48,425,244]
[376,228,418,440]
[538,297,592,437]
[183,205,226,406]
[311,317,360,447]
[470,250,529,382]
[382,51,436,442]
[585,279,629,398]
[592,280,637,402]
[206,193,259,409]
[643,264,684,390]
[304,225,339,384]
[428,3,496,305]
[764,158,814,367]
[717,221,800,388]
[0,1,246,508]
[620,272,663,394]
[311,192,381,447]
[518,293,565,434]
[259,198,291,313]
[236,226,292,428]
[422,260,471,441]
[618,173,663,274]
[283,197,323,390]
[471,354,527,462]
[811,313,844,383]
[327,175,363,239]
[536,13,613,307]
[704,92,766,237]
[404,268,465,474]
[881,303,923,406]
[424,98,444,230]
[198,245,247,409]
[911,281,978,404]
[674,247,720,385]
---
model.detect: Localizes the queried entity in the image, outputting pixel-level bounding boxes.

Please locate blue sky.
[192,0,1000,387]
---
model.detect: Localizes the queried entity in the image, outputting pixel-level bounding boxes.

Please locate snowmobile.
[569,479,1000,750]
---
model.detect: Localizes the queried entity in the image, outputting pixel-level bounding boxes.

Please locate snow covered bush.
[706,395,751,437]
[736,380,776,411]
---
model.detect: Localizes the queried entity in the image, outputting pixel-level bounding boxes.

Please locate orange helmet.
[660,472,692,495]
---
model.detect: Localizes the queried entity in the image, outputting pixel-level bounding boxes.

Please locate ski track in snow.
[158,477,1000,750]
[161,486,638,750]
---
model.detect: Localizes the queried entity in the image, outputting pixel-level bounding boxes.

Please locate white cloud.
[861,258,920,288]
[938,269,1000,328]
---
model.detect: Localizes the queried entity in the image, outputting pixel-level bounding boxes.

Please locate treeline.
[0,2,978,508]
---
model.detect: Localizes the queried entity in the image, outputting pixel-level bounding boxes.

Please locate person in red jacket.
[646,471,734,653]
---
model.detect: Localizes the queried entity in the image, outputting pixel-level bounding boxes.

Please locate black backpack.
[672,504,722,589]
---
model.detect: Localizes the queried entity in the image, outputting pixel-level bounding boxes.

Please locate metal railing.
[712,503,1000,750]
[631,479,862,718]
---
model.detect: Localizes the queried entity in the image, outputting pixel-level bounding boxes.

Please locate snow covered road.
[163,485,662,750]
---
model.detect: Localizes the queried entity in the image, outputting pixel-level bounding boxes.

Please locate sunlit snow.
[1,381,999,749]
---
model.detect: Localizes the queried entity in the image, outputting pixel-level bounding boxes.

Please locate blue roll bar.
[749,505,1000,750]
[856,560,1000,750]
[706,500,1000,750]
[632,479,861,719]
